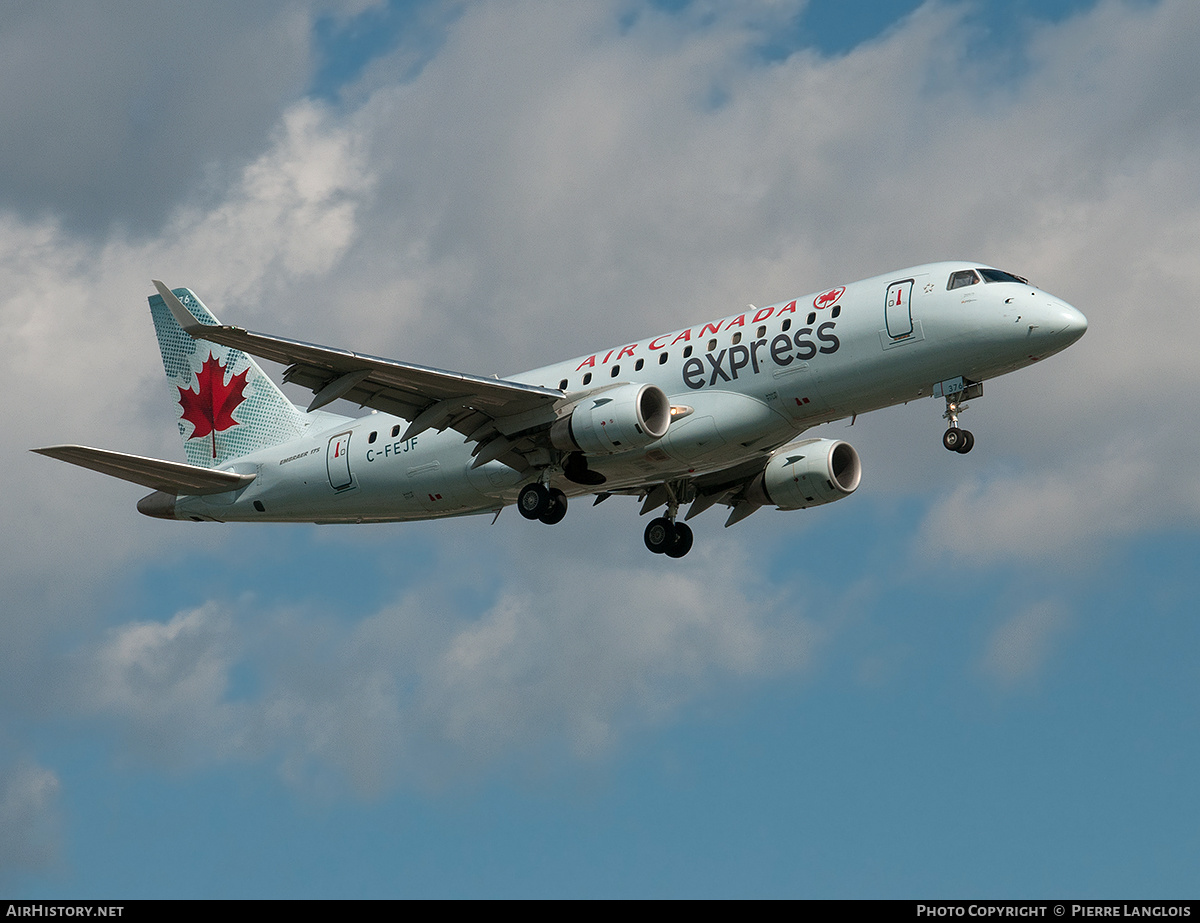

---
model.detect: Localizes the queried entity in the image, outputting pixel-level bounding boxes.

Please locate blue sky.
[2,0,1198,898]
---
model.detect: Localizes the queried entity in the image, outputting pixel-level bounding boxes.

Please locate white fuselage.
[171,262,1087,523]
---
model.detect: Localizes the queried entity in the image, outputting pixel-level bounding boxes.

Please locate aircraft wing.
[154,282,564,471]
[31,445,256,495]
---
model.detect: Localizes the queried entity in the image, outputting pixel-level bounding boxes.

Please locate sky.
[2,0,1198,898]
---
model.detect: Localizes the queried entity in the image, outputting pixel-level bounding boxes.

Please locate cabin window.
[368,431,377,444]
[756,325,767,338]
[611,364,620,378]
[559,378,567,390]
[635,358,644,371]
[807,312,816,325]
[659,352,669,364]
[583,372,592,385]
[731,332,742,345]
[683,345,693,358]
[948,269,980,290]
[391,424,400,438]
[781,318,791,332]
[707,338,717,352]
[831,304,841,318]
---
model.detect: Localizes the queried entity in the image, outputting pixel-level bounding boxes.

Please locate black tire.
[955,429,975,454]
[943,428,963,451]
[665,522,694,558]
[539,488,568,524]
[644,517,676,554]
[518,483,549,520]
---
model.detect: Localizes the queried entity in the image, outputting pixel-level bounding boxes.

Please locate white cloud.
[0,758,61,878]
[77,604,248,765]
[980,600,1071,687]
[418,548,817,766]
[916,439,1200,564]
[62,537,821,794]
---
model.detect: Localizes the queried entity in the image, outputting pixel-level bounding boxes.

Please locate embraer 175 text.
[35,262,1087,557]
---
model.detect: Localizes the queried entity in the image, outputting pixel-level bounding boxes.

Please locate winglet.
[152,280,206,336]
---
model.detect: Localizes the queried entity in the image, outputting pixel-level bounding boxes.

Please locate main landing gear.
[518,482,568,524]
[517,473,697,558]
[644,517,694,558]
[642,485,694,558]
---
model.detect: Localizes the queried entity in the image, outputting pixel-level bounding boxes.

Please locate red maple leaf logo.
[813,286,845,310]
[178,353,249,458]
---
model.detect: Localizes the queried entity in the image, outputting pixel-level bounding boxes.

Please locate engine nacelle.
[746,438,862,510]
[550,383,671,455]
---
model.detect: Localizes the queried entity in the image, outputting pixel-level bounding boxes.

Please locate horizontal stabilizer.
[32,445,255,495]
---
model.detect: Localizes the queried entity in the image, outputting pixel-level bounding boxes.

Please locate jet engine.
[550,383,672,455]
[745,438,862,510]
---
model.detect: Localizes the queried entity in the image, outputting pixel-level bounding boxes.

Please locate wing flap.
[32,445,255,495]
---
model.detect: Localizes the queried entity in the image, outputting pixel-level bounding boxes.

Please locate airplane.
[34,261,1087,557]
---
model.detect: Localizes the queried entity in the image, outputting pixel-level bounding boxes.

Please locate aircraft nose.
[1021,294,1087,351]
[1050,300,1088,346]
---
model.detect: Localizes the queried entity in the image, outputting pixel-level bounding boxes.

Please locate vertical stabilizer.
[149,287,305,468]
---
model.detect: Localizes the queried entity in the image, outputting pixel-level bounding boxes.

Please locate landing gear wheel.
[518,483,550,520]
[644,517,676,554]
[664,522,694,558]
[955,429,975,454]
[539,488,568,524]
[943,428,965,452]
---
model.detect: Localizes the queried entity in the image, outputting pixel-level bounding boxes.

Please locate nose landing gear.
[943,422,974,454]
[938,379,983,454]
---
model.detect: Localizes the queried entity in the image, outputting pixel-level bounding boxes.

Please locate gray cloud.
[0,1,331,235]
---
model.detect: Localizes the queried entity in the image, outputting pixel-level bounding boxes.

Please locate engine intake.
[551,383,671,455]
[746,438,861,510]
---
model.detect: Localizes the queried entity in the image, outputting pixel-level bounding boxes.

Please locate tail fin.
[149,286,306,467]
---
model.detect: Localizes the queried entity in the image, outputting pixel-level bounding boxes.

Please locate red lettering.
[727,314,746,328]
[701,321,723,337]
[671,329,692,345]
[648,335,670,350]
[778,301,797,315]
[753,306,775,323]
[602,349,614,363]
[576,355,596,371]
[616,344,637,360]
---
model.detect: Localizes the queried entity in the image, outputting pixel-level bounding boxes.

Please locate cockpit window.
[977,268,1029,285]
[948,269,980,290]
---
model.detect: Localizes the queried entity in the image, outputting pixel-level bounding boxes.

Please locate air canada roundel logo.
[813,287,845,310]
[178,353,248,458]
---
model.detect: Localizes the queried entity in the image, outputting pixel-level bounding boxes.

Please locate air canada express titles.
[571,290,845,392]
[680,321,838,390]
